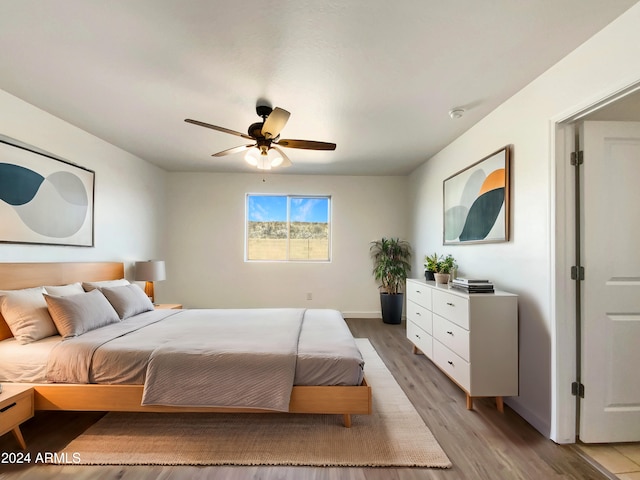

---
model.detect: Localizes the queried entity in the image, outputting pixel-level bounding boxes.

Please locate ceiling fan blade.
[272,146,292,168]
[212,144,255,157]
[185,119,254,140]
[276,139,337,151]
[261,107,290,139]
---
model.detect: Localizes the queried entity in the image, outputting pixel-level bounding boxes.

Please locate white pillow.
[44,290,120,339]
[101,284,154,319]
[82,279,130,292]
[44,282,85,296]
[0,287,58,344]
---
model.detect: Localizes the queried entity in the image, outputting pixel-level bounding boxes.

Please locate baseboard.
[505,397,551,440]
[342,312,408,322]
[341,311,381,319]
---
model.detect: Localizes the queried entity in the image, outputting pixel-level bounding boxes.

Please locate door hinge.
[571,266,585,280]
[571,150,584,166]
[572,382,585,398]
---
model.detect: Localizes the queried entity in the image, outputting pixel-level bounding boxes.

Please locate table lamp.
[134,260,166,304]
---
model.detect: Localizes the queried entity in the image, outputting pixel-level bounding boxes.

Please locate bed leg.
[343,414,352,428]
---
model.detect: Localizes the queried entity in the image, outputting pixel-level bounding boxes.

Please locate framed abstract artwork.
[443,146,510,245]
[0,136,95,246]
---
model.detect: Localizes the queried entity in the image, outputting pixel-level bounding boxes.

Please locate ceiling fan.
[185,104,336,170]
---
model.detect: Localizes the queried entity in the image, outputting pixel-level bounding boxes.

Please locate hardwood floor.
[0,319,607,479]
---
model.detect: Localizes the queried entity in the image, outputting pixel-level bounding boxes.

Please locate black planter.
[425,270,435,281]
[380,292,404,324]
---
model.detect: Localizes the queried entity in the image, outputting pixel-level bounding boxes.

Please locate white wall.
[161,172,409,315]
[0,89,166,276]
[4,0,639,442]
[408,2,640,441]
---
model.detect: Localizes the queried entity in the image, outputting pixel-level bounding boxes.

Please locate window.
[246,194,331,262]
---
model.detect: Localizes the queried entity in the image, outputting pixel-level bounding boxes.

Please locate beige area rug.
[61,339,451,468]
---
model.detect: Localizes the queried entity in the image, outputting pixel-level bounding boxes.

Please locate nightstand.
[0,384,34,449]
[154,303,183,310]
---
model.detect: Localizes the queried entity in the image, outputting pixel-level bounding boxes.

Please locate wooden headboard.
[0,262,125,341]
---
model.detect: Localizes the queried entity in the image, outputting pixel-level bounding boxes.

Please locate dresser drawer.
[433,340,470,391]
[406,281,432,310]
[432,289,469,329]
[433,314,470,361]
[0,390,33,434]
[407,320,433,358]
[407,300,432,334]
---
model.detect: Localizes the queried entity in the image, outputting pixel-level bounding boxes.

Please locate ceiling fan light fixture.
[270,153,284,168]
[245,147,283,170]
[257,156,271,170]
[244,148,260,166]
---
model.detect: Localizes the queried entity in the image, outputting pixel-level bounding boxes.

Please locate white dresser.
[406,278,518,412]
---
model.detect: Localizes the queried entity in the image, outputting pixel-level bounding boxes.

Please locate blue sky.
[248,195,329,223]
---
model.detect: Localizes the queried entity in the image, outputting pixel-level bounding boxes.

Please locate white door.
[579,121,640,443]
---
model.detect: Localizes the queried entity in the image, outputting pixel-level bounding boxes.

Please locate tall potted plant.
[370,237,412,324]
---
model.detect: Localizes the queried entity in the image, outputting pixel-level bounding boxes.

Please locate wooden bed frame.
[0,262,371,427]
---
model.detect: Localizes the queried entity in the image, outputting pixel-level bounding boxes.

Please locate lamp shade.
[134,260,166,282]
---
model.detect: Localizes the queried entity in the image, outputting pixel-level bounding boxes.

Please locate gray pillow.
[44,289,120,339]
[0,287,58,344]
[100,284,154,320]
[82,279,130,292]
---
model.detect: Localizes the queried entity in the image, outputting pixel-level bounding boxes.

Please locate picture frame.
[443,146,510,245]
[0,136,95,247]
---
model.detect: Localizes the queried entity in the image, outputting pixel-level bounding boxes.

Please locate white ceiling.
[0,1,637,176]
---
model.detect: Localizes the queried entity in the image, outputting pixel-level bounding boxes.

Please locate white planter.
[434,273,450,285]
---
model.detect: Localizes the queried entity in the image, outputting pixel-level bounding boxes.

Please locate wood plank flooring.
[0,319,606,479]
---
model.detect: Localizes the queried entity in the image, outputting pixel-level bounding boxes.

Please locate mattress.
[0,308,364,387]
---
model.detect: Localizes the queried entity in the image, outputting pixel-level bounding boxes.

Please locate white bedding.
[0,335,61,382]
[0,308,365,390]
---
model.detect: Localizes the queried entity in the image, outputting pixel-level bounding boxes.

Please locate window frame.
[245,193,332,263]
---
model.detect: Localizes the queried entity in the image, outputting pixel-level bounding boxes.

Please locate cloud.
[291,198,319,222]
[249,201,270,221]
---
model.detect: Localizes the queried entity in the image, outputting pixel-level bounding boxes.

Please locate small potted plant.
[424,253,456,285]
[370,237,412,324]
[423,253,438,281]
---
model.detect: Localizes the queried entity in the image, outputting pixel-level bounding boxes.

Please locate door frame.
[550,80,640,443]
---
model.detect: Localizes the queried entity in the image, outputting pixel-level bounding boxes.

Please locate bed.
[0,262,371,427]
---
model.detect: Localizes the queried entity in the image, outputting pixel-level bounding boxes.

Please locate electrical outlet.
[306,292,313,301]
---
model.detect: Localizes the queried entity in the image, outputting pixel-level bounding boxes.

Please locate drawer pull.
[415,290,421,293]
[446,331,454,335]
[415,334,421,339]
[447,360,454,366]
[415,312,421,316]
[0,402,17,413]
[446,302,455,307]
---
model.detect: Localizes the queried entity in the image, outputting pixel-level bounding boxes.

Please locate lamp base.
[144,281,155,304]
